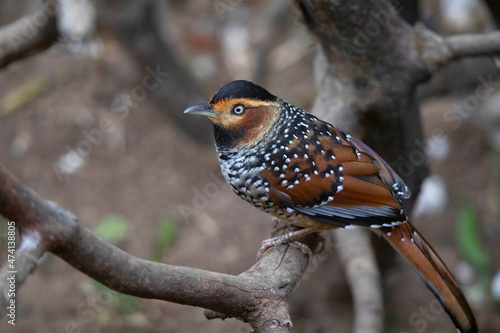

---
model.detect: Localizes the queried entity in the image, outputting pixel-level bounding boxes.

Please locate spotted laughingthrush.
[184,80,477,333]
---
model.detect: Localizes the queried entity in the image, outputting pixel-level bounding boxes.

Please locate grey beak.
[183,103,217,117]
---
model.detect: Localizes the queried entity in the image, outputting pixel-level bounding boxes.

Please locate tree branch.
[0,163,319,332]
[0,1,59,68]
[446,31,500,60]
[334,230,383,333]
[413,23,500,73]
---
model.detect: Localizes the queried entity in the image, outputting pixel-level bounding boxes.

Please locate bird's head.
[184,80,281,149]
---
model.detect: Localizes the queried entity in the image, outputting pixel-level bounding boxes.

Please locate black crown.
[210,80,276,103]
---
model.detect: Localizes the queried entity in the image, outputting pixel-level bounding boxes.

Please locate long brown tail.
[373,221,478,333]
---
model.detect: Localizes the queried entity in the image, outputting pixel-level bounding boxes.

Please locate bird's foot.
[256,227,316,262]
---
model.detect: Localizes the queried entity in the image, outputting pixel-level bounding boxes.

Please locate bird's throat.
[213,124,245,149]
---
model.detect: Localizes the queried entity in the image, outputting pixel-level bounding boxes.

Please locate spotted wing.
[262,120,408,228]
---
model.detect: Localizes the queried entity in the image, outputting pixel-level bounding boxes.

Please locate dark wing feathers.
[348,134,411,198]
[264,120,408,228]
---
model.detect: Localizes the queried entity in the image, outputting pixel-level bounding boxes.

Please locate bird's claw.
[256,229,316,263]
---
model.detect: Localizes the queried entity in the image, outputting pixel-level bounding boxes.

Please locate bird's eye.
[231,104,246,115]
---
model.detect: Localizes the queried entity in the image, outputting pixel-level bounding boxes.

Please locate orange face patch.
[207,98,281,147]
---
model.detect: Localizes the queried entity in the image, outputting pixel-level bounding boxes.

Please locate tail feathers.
[373,221,478,333]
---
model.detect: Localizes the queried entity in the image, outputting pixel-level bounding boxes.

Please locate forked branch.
[0,164,319,332]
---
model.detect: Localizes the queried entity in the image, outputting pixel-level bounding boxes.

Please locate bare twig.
[447,31,500,60]
[334,230,384,333]
[413,23,500,72]
[0,164,318,332]
[0,2,59,68]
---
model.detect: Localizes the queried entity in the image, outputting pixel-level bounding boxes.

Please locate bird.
[184,80,478,333]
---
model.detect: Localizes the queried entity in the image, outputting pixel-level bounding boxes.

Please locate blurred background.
[0,0,499,332]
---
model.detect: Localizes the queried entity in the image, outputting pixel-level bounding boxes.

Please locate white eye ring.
[232,104,246,115]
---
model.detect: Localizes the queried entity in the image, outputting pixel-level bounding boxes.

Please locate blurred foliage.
[486,153,500,216]
[150,218,177,262]
[1,66,86,116]
[457,206,491,272]
[92,281,139,315]
[457,205,492,306]
[95,216,129,244]
[1,76,49,115]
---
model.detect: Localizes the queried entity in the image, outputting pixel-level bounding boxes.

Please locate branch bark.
[446,31,500,60]
[0,1,59,68]
[0,164,319,332]
[413,23,500,72]
[334,230,384,333]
